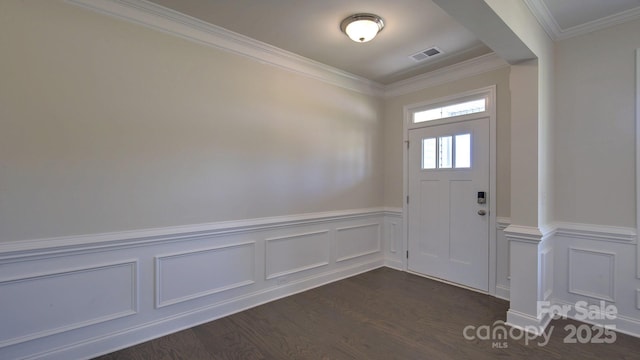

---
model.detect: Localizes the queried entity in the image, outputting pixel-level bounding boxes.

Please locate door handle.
[477,210,487,216]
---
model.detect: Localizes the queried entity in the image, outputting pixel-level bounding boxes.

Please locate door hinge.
[406,250,409,259]
[405,140,409,149]
[406,195,409,204]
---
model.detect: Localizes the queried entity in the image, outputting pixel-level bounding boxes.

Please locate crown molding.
[67,0,514,99]
[524,0,640,41]
[66,0,384,96]
[383,53,509,98]
[522,0,561,40]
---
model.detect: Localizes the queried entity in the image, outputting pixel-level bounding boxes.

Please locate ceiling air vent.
[410,47,443,62]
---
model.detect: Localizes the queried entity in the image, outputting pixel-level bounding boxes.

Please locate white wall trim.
[636,48,640,278]
[505,309,552,336]
[504,224,552,243]
[540,247,553,301]
[0,260,139,348]
[554,222,637,244]
[567,247,616,302]
[335,223,381,263]
[551,298,640,339]
[265,230,330,280]
[504,222,636,244]
[155,242,256,308]
[524,0,640,41]
[383,207,403,216]
[0,207,387,260]
[65,0,509,99]
[383,210,404,270]
[495,284,510,300]
[0,208,387,359]
[522,0,561,41]
[384,259,404,271]
[496,217,511,230]
[384,53,508,98]
[496,216,511,287]
[42,260,384,360]
[552,226,640,341]
[65,0,383,96]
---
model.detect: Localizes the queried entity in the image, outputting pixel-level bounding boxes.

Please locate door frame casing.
[402,85,497,296]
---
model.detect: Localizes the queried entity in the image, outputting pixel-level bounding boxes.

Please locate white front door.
[407,117,490,291]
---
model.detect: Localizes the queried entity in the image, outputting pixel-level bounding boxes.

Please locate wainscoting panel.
[0,208,386,360]
[568,247,615,302]
[265,230,330,279]
[335,223,380,262]
[541,247,553,301]
[495,217,511,300]
[387,223,398,254]
[383,208,404,270]
[155,242,255,308]
[552,227,640,338]
[0,260,138,347]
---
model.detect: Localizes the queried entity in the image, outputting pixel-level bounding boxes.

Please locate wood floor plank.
[192,318,267,360]
[95,328,211,360]
[95,268,640,359]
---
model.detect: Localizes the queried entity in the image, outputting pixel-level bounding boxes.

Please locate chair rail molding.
[503,224,553,243]
[0,207,388,261]
[554,222,637,244]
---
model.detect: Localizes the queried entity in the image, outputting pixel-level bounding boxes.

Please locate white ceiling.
[544,0,640,29]
[525,0,640,40]
[148,0,640,84]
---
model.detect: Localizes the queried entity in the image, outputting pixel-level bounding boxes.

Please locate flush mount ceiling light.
[340,13,385,43]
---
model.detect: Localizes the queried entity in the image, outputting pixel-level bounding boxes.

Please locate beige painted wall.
[382,67,511,218]
[554,19,640,227]
[0,1,384,242]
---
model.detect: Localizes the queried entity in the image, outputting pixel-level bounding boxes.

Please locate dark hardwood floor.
[95,268,640,359]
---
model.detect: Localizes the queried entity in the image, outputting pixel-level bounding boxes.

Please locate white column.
[504,61,553,334]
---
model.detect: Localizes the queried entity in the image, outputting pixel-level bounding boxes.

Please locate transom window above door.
[422,133,471,170]
[413,98,486,123]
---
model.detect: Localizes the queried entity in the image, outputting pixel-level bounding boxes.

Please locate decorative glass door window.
[422,133,471,169]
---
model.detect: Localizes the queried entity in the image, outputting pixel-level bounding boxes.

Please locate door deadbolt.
[477,191,486,204]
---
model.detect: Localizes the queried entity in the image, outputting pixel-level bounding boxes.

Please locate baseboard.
[495,284,510,300]
[384,258,404,271]
[506,309,552,336]
[551,298,640,339]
